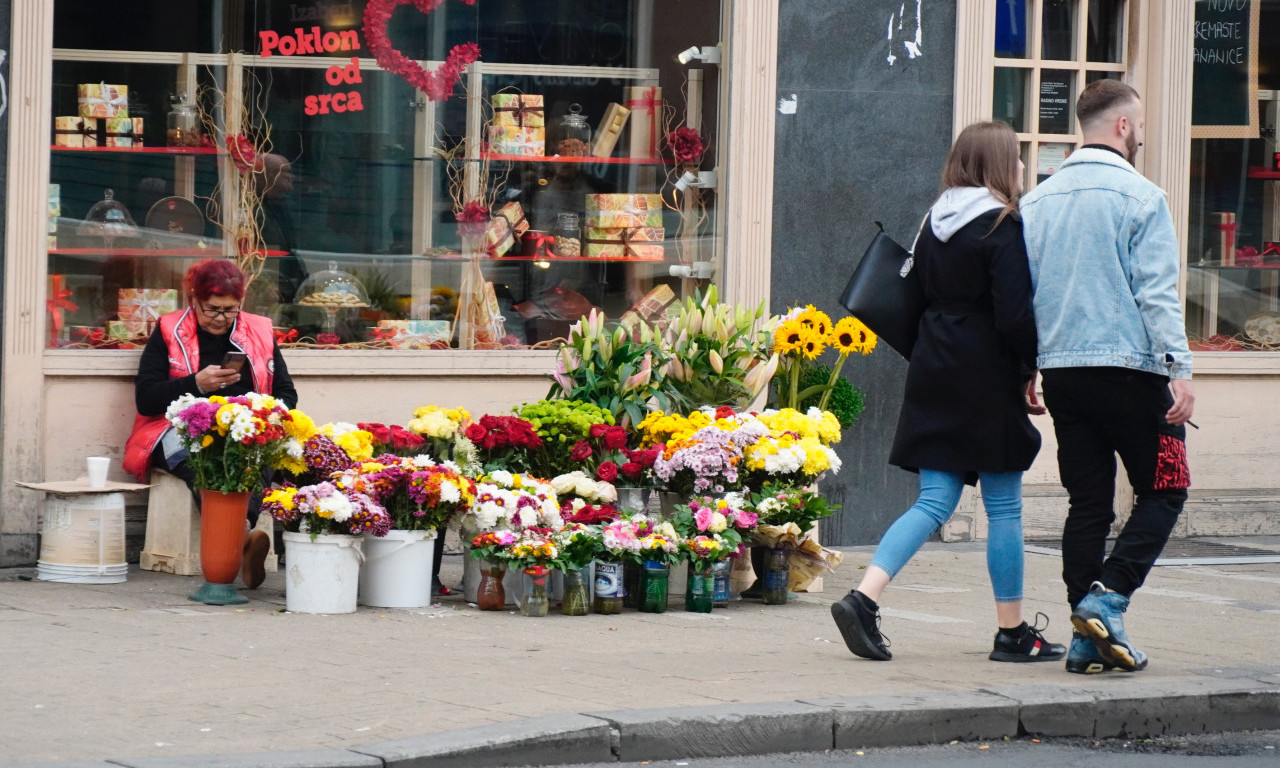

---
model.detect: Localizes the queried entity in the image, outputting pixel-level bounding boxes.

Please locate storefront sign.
[1192,0,1259,139]
[258,27,365,116]
[1038,74,1071,135]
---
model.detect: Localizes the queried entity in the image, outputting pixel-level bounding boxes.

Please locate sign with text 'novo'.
[1192,0,1259,139]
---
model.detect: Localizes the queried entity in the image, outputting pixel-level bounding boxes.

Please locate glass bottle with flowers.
[468,530,518,611]
[632,517,684,614]
[593,517,644,614]
[494,528,563,617]
[744,484,845,604]
[671,494,756,612]
[554,523,600,616]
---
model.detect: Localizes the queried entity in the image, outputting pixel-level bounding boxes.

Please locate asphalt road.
[543,731,1280,767]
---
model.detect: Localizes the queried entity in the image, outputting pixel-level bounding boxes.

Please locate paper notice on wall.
[1037,142,1072,176]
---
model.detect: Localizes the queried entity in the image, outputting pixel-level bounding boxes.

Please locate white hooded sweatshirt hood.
[929,186,1006,243]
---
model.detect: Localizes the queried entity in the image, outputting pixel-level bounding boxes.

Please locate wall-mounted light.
[674,44,721,66]
[670,262,714,279]
[673,169,719,193]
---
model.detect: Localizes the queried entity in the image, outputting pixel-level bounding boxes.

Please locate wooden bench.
[140,469,277,576]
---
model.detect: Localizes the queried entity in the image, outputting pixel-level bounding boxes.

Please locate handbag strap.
[874,212,931,254]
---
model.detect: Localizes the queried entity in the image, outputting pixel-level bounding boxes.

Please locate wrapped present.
[49,184,60,235]
[625,86,663,159]
[46,275,79,347]
[590,102,630,158]
[487,123,544,157]
[456,260,506,350]
[376,320,452,349]
[484,202,529,257]
[104,117,143,147]
[1216,211,1237,266]
[619,284,677,332]
[585,193,663,228]
[584,226,665,260]
[78,83,129,119]
[106,320,145,342]
[54,116,98,147]
[118,288,179,335]
[491,93,544,128]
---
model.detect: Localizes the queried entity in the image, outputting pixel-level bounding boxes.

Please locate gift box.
[106,319,146,342]
[583,226,665,260]
[484,202,529,257]
[117,288,179,336]
[487,123,544,157]
[492,93,544,128]
[585,193,664,228]
[591,102,630,158]
[54,116,98,147]
[619,284,677,332]
[78,83,129,119]
[376,319,452,349]
[104,117,144,147]
[625,86,663,159]
[1215,211,1237,266]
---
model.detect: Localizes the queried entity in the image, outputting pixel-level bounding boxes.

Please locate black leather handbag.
[838,216,929,359]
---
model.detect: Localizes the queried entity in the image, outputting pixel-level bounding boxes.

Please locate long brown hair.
[940,121,1021,229]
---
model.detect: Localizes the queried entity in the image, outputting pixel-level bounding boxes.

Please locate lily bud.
[709,349,724,374]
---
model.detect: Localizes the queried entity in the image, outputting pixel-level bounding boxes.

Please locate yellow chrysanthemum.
[832,316,877,356]
[815,410,842,445]
[263,486,298,511]
[285,409,317,441]
[200,434,214,447]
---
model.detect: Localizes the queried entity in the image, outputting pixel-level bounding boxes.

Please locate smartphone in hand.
[221,351,248,372]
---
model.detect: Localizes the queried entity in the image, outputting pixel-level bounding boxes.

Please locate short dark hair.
[1076,79,1140,128]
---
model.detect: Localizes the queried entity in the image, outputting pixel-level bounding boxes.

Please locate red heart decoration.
[363,0,480,102]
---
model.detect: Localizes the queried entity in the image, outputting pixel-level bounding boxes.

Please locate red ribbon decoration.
[494,97,544,127]
[625,88,662,158]
[523,231,556,259]
[363,0,480,102]
[273,328,299,345]
[46,288,79,342]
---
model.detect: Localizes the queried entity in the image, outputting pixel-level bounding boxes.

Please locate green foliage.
[546,310,672,428]
[774,362,866,429]
[659,285,778,410]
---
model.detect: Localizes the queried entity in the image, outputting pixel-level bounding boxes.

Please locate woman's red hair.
[184,259,247,302]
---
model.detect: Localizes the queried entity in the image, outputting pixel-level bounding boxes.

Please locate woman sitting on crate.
[123,259,298,589]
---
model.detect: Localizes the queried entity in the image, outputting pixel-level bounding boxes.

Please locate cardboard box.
[487,123,544,157]
[78,83,129,119]
[54,116,97,148]
[492,93,544,128]
[625,86,663,159]
[377,320,452,349]
[585,193,664,228]
[583,226,665,260]
[591,102,630,158]
[104,117,143,147]
[485,202,529,257]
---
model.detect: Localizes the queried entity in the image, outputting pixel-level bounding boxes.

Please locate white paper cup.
[86,457,110,488]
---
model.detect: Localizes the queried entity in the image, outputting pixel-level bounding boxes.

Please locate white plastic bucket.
[358,528,437,608]
[283,531,364,614]
[37,492,127,584]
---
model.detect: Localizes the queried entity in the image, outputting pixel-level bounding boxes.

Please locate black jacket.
[888,209,1041,482]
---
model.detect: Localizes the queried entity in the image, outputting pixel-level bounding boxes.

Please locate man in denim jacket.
[1020,79,1196,675]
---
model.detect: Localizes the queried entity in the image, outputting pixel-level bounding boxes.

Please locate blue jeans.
[870,469,1025,603]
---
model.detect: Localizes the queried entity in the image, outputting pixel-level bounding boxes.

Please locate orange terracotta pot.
[199,490,250,585]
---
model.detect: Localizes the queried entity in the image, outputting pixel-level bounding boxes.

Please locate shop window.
[986,0,1127,189]
[47,0,724,351]
[1186,0,1280,352]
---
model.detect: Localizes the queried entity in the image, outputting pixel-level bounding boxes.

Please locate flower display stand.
[141,469,277,577]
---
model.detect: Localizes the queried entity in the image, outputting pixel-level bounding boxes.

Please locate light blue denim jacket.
[1019,148,1193,380]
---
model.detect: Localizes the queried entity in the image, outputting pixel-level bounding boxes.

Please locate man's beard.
[1124,131,1140,164]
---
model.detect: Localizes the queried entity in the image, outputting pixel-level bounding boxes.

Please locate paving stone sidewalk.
[3,539,1279,767]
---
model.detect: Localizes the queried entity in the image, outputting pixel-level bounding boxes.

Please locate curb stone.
[110,751,381,768]
[978,684,1102,737]
[801,691,1019,749]
[351,713,613,768]
[586,701,832,762]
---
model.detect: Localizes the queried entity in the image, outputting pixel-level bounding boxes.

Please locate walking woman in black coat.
[831,121,1066,663]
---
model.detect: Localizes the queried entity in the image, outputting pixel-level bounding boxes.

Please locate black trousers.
[1041,367,1189,609]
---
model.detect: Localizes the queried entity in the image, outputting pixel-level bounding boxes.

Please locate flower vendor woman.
[123,259,298,588]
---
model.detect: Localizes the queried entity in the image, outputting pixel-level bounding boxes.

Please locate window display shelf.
[50,145,220,155]
[422,252,664,263]
[1247,166,1280,179]
[478,152,667,166]
[50,247,287,258]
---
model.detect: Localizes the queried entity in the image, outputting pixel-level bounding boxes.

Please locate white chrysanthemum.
[439,480,461,505]
[723,491,747,508]
[440,459,462,473]
[824,447,842,475]
[285,439,304,459]
[488,470,514,487]
[764,445,805,474]
[164,393,199,426]
[249,392,277,411]
[228,411,257,443]
[408,454,437,469]
[757,497,785,518]
[317,493,353,522]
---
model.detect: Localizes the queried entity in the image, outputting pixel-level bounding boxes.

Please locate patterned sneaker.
[1070,582,1149,672]
[830,590,892,661]
[1065,632,1115,674]
[989,612,1067,662]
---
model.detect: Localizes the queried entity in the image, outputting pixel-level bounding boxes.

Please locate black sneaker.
[830,590,892,660]
[989,612,1068,662]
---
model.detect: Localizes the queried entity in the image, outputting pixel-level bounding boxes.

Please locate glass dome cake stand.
[293,261,370,336]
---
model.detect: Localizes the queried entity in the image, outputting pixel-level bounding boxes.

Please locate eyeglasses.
[199,303,241,320]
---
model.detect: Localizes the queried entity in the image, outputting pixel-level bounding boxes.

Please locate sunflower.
[773,318,807,355]
[832,316,877,356]
[802,334,824,359]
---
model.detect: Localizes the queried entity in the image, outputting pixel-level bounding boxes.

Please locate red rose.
[570,440,593,462]
[602,426,628,450]
[596,461,619,483]
[465,423,487,443]
[666,126,704,165]
[620,462,643,480]
[359,422,392,446]
[714,406,735,421]
[589,423,610,439]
